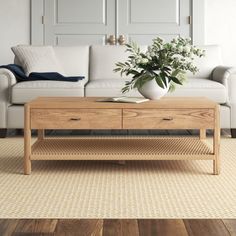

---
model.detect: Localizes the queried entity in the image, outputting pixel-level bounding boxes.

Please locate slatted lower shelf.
[30,136,214,161]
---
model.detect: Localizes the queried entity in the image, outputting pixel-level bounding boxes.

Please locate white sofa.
[0,45,235,137]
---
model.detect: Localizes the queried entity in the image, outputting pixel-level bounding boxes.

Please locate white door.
[117,0,191,45]
[31,0,203,45]
[44,0,116,45]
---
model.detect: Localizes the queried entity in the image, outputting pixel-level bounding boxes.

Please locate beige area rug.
[0,136,236,219]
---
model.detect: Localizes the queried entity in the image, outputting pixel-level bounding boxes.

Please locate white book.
[97,96,150,104]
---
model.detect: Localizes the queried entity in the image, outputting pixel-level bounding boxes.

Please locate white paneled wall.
[205,0,236,66]
[0,0,30,65]
[0,0,236,66]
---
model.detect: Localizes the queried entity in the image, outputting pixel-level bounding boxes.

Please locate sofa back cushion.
[14,46,90,81]
[187,45,223,79]
[91,45,222,81]
[53,46,89,81]
[90,45,147,80]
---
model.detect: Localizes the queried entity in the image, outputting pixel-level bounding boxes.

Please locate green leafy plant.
[114,37,205,93]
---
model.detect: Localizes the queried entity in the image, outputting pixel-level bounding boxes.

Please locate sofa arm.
[212,66,236,127]
[0,69,17,128]
[212,66,236,104]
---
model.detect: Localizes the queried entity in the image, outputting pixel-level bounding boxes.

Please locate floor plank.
[138,219,188,236]
[167,130,190,136]
[91,130,113,136]
[128,130,150,135]
[55,219,103,236]
[148,129,169,135]
[14,219,57,234]
[111,130,129,135]
[222,129,231,136]
[223,220,236,236]
[0,220,19,236]
[8,128,231,138]
[1,219,236,236]
[184,219,230,236]
[103,219,139,236]
[13,233,54,236]
[102,219,121,235]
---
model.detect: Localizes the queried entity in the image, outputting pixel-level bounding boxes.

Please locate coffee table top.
[27,97,217,109]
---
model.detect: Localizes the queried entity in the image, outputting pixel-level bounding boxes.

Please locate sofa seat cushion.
[85,79,141,97]
[168,78,227,104]
[85,78,227,104]
[12,80,86,104]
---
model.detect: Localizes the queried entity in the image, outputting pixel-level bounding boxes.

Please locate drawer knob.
[70,118,81,121]
[162,117,173,121]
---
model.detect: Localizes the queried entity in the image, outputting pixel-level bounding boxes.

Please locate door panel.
[129,34,180,45]
[130,0,179,24]
[57,0,105,24]
[44,0,116,45]
[117,0,191,44]
[56,35,107,46]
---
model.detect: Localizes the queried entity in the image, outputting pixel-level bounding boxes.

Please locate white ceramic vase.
[138,79,169,100]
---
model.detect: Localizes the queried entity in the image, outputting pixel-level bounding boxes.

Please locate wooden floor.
[0,219,236,236]
[8,128,232,137]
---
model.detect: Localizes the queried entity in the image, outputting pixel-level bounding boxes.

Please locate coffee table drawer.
[31,109,122,129]
[123,109,215,129]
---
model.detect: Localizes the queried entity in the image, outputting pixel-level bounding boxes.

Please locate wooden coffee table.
[24,97,220,175]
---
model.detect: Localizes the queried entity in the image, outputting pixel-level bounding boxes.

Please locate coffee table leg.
[24,105,31,175]
[200,129,206,139]
[213,106,220,175]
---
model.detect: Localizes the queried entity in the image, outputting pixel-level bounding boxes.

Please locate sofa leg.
[231,129,236,138]
[0,129,7,138]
